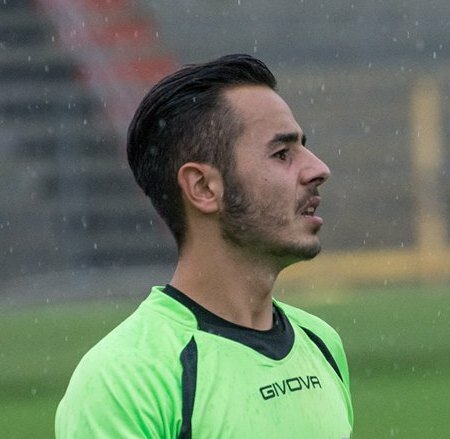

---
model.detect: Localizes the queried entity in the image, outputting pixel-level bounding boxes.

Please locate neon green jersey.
[56,286,353,438]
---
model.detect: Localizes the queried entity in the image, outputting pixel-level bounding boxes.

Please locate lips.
[299,196,321,217]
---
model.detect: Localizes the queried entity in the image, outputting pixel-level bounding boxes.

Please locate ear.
[177,162,223,214]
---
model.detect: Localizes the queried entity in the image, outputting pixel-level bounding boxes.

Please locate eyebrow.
[268,132,307,147]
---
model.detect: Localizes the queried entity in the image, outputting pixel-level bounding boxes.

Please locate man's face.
[219,85,330,266]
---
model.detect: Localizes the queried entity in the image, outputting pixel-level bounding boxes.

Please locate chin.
[299,245,322,261]
[268,240,322,264]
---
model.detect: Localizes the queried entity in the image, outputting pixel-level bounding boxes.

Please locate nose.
[299,148,330,186]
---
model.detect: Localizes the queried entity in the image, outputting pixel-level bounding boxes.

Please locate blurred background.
[1,0,449,437]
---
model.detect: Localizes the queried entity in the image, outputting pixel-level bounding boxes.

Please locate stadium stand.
[0,0,177,285]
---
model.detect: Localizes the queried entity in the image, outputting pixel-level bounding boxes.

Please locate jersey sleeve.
[55,347,181,438]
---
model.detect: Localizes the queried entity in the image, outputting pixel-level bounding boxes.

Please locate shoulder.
[275,300,351,389]
[56,288,196,438]
[64,286,197,390]
[276,300,341,347]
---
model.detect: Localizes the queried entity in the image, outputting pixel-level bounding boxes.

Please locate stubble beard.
[219,172,322,265]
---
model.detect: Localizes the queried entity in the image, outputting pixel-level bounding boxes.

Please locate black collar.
[163,284,294,360]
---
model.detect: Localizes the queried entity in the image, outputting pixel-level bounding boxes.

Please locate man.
[56,54,353,438]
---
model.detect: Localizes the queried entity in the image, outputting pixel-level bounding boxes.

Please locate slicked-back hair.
[127,54,277,248]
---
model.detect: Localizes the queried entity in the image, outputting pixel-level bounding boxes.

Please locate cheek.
[257,184,294,216]
[240,164,295,206]
[259,176,294,201]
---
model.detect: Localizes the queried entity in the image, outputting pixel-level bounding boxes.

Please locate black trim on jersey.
[300,326,343,382]
[163,284,294,360]
[179,337,198,439]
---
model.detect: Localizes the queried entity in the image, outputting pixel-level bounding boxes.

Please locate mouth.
[298,196,323,227]
[299,196,321,217]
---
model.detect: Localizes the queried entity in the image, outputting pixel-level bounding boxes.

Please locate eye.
[273,148,289,161]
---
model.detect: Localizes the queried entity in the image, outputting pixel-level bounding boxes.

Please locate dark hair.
[127,54,277,248]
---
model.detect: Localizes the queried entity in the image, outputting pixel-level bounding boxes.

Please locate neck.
[170,240,281,330]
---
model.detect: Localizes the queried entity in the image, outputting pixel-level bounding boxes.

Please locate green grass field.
[1,283,449,438]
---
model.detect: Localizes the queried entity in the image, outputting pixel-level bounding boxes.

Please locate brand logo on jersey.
[259,375,322,400]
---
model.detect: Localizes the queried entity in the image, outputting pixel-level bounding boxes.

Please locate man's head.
[127,54,276,248]
[128,54,330,267]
